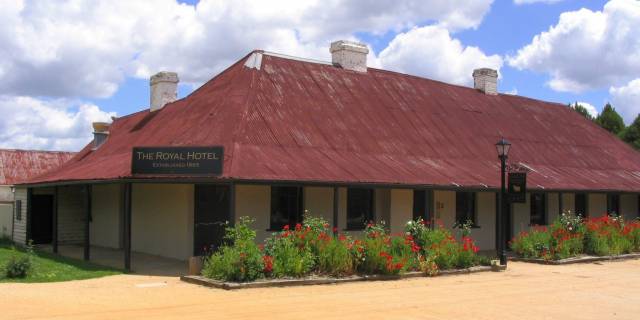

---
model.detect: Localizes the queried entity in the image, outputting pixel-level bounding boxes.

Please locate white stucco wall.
[57,186,84,245]
[235,184,271,243]
[0,203,12,239]
[475,192,496,250]
[0,185,12,202]
[131,184,193,260]
[621,194,639,221]
[434,190,455,230]
[90,184,121,249]
[304,187,333,223]
[589,193,607,218]
[562,193,576,215]
[547,193,560,223]
[512,193,531,238]
[389,189,412,234]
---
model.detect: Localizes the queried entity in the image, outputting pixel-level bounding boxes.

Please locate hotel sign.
[131,146,223,175]
[508,172,527,203]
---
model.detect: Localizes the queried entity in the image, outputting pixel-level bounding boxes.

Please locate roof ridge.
[0,148,76,154]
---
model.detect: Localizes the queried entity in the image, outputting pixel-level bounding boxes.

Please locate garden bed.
[197,215,492,287]
[510,252,640,265]
[181,265,494,290]
[510,213,640,263]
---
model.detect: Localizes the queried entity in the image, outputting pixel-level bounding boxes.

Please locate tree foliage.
[595,103,625,135]
[621,114,640,150]
[570,102,594,121]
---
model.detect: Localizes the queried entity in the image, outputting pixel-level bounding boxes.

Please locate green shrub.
[316,235,354,276]
[201,217,264,282]
[5,255,31,278]
[265,235,314,277]
[405,218,481,270]
[510,227,552,259]
[584,215,633,256]
[624,221,640,251]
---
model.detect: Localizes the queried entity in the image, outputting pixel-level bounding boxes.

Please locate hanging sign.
[508,172,527,203]
[131,146,223,175]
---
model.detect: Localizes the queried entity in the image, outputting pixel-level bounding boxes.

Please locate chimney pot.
[92,122,110,149]
[330,40,369,72]
[473,68,498,95]
[150,71,179,111]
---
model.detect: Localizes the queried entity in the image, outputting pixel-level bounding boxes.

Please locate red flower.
[295,223,302,231]
[263,255,273,273]
[332,226,338,233]
[283,225,290,231]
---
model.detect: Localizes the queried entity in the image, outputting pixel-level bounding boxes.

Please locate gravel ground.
[1,260,639,319]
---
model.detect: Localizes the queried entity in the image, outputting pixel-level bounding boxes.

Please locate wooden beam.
[52,186,58,254]
[123,183,132,271]
[84,185,92,261]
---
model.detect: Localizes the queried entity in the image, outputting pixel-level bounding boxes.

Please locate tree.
[595,103,625,135]
[570,102,595,121]
[621,114,640,150]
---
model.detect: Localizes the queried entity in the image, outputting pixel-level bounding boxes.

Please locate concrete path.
[2,260,639,319]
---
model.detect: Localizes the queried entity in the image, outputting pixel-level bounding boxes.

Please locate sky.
[1,0,639,151]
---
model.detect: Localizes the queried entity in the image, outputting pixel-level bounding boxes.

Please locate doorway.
[193,185,230,256]
[30,195,54,244]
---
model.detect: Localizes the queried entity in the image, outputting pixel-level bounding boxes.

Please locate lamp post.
[495,138,511,266]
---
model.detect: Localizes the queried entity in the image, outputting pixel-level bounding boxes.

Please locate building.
[16,41,640,271]
[0,149,74,239]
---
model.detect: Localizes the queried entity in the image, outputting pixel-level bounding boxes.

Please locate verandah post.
[84,185,92,261]
[333,186,339,232]
[123,183,132,271]
[52,186,58,254]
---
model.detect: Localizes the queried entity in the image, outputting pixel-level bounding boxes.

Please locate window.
[575,193,587,217]
[413,190,426,221]
[14,200,22,221]
[270,186,303,230]
[455,192,476,225]
[530,193,547,225]
[347,188,374,230]
[607,194,620,216]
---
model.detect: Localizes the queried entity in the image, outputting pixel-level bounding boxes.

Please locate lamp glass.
[495,138,511,157]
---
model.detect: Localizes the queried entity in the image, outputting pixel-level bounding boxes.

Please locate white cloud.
[514,0,564,5]
[0,96,115,151]
[0,0,494,99]
[576,101,599,118]
[610,79,640,124]
[505,88,519,95]
[508,0,640,93]
[377,25,503,86]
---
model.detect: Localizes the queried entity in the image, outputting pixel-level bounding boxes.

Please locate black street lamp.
[495,138,511,266]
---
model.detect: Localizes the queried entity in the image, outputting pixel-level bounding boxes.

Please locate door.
[31,195,54,244]
[194,185,230,256]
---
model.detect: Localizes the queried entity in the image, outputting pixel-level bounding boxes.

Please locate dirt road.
[2,260,640,319]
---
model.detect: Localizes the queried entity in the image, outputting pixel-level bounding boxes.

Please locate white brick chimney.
[473,68,498,95]
[150,71,179,111]
[330,40,369,72]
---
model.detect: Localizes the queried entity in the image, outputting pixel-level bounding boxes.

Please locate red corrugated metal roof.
[24,51,640,192]
[0,149,75,185]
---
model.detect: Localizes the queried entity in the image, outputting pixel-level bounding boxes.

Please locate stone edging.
[509,252,640,265]
[180,265,494,290]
